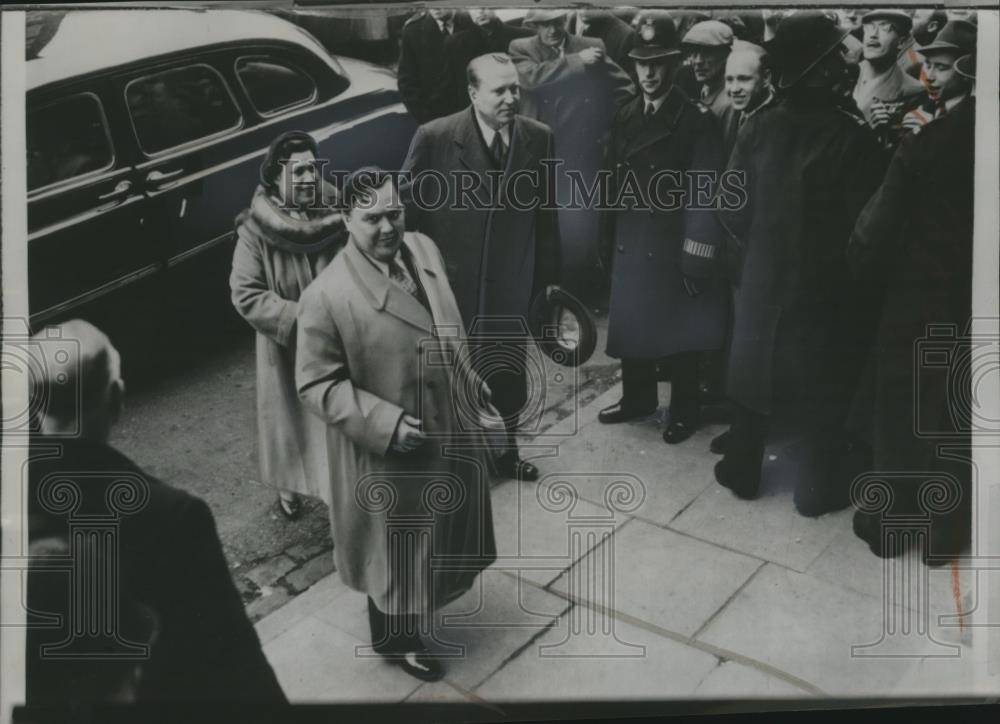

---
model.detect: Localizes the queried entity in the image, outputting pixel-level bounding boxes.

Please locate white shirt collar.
[474,109,511,150]
[943,93,968,114]
[435,17,452,35]
[643,93,668,114]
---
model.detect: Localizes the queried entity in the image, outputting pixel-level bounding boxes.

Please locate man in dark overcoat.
[847,53,976,563]
[397,8,473,123]
[27,320,286,704]
[715,12,887,516]
[401,53,562,482]
[509,8,634,291]
[598,18,727,446]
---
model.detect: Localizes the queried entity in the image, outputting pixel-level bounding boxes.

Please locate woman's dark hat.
[628,12,682,60]
[765,11,851,89]
[259,130,318,191]
[528,287,597,368]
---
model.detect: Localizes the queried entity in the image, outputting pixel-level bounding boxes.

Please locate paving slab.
[475,607,719,701]
[670,481,852,571]
[691,660,811,698]
[888,653,988,697]
[549,520,763,638]
[538,415,720,529]
[489,478,630,586]
[255,573,349,646]
[696,564,921,696]
[807,526,975,639]
[263,616,423,702]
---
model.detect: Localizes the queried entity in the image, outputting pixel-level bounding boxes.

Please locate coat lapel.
[622,86,688,160]
[343,240,433,334]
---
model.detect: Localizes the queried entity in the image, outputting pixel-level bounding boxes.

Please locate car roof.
[27,8,340,91]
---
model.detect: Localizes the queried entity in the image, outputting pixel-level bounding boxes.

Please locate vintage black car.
[26,8,417,328]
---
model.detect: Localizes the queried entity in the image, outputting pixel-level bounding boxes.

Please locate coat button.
[617,244,624,253]
[647,252,654,258]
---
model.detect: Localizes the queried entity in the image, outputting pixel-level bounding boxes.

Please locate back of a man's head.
[31,319,123,440]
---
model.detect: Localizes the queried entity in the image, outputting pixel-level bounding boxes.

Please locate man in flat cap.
[715,11,886,516]
[599,19,727,447]
[853,9,924,145]
[509,8,634,292]
[847,51,976,564]
[901,19,977,135]
[682,20,735,119]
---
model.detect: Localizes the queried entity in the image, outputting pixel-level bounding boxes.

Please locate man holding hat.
[682,19,735,119]
[715,11,886,516]
[900,19,977,135]
[599,16,727,447]
[509,8,634,292]
[853,9,924,139]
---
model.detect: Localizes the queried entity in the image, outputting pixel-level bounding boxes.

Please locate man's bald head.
[725,43,771,111]
[31,319,123,439]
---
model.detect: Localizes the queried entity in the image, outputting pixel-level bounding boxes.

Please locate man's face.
[635,58,673,100]
[725,52,765,111]
[862,20,904,62]
[278,149,317,209]
[922,50,964,101]
[537,18,567,47]
[346,180,405,262]
[469,8,494,26]
[429,9,454,23]
[687,47,728,85]
[912,10,944,44]
[470,62,520,127]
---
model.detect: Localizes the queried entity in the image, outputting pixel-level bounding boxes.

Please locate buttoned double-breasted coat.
[605,88,728,360]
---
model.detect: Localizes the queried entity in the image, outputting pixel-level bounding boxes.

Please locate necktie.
[388,256,424,307]
[645,102,655,120]
[489,131,507,168]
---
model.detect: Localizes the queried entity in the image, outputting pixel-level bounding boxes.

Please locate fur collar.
[236,182,345,254]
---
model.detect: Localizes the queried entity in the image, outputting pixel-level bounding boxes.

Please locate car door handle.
[97,180,133,202]
[146,167,184,188]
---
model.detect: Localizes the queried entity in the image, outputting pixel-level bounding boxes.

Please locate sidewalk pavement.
[252,324,994,705]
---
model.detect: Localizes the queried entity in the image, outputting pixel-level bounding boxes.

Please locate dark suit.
[443,18,534,112]
[397,11,473,123]
[27,437,286,704]
[401,107,561,443]
[509,33,634,290]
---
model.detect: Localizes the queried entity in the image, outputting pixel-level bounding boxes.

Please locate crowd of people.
[24,5,980,703]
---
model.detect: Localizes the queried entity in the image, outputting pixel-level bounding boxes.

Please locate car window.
[27,93,113,192]
[235,56,317,116]
[126,64,241,154]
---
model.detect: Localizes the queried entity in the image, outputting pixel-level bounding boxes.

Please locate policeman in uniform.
[715,12,886,516]
[599,16,727,447]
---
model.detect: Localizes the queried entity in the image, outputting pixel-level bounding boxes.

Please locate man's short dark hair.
[259,130,318,195]
[342,166,395,211]
[467,53,514,89]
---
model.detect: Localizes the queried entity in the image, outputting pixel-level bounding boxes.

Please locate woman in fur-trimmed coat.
[230,131,345,519]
